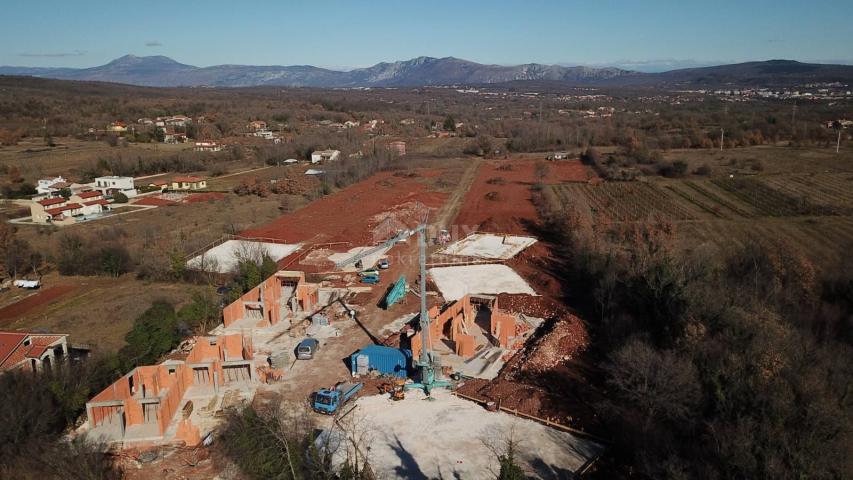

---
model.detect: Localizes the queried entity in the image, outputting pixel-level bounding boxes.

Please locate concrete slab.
[428,264,536,301]
[319,390,604,479]
[439,233,537,260]
[186,240,301,273]
[328,246,391,272]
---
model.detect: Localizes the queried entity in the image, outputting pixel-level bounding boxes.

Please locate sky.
[2,0,852,72]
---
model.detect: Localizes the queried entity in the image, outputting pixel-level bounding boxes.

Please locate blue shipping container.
[350,345,411,379]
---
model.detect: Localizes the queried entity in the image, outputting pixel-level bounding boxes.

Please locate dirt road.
[434,158,480,230]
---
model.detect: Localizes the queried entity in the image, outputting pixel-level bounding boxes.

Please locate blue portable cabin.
[350,345,411,379]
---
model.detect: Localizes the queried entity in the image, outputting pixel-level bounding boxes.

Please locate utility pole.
[791,102,797,139]
[720,128,725,151]
[837,128,842,154]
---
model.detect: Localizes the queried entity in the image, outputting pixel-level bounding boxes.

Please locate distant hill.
[608,59,853,87]
[0,55,635,88]
[1,55,851,88]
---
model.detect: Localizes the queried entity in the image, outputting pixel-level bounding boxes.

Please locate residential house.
[171,176,207,190]
[85,334,254,446]
[36,176,69,196]
[95,176,138,198]
[343,120,360,128]
[163,115,191,127]
[0,331,69,373]
[107,121,128,133]
[163,129,188,144]
[247,120,267,131]
[310,149,341,164]
[400,118,416,126]
[548,151,571,160]
[138,118,154,126]
[70,190,111,216]
[30,197,83,224]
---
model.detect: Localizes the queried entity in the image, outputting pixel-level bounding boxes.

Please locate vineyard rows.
[711,178,841,217]
[551,182,694,222]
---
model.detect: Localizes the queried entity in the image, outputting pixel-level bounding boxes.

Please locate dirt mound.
[496,293,565,319]
[512,315,588,374]
[484,191,503,201]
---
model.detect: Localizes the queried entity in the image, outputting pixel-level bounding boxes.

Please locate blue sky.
[2,0,852,71]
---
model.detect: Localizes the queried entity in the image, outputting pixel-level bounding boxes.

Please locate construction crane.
[336,205,449,393]
[406,213,451,395]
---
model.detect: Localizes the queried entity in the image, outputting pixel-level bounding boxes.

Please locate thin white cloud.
[18,50,86,58]
[145,41,163,47]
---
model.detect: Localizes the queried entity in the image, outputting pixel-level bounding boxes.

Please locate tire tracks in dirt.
[434,158,481,230]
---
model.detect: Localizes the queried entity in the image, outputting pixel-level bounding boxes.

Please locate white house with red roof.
[0,331,69,374]
[30,197,81,224]
[70,190,111,216]
[30,190,111,224]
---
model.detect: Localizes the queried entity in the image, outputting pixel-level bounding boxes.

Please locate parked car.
[359,269,380,277]
[296,338,320,360]
[377,258,390,269]
[361,274,380,285]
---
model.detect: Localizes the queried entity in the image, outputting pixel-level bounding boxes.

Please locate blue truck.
[312,382,364,414]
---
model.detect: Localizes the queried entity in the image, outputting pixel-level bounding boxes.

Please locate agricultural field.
[0,137,193,182]
[552,182,695,222]
[548,165,853,263]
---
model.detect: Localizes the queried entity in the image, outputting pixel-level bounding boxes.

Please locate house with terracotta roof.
[70,190,111,216]
[0,331,69,374]
[30,197,82,224]
[171,176,207,190]
[30,191,111,224]
[36,175,69,196]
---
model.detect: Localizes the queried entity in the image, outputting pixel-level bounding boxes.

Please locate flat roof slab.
[429,264,536,301]
[439,233,537,260]
[322,390,603,479]
[186,240,301,273]
[328,246,390,272]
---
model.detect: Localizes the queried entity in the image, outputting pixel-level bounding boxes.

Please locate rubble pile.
[513,315,588,375]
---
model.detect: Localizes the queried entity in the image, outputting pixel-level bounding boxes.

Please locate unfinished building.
[223,270,320,329]
[85,334,254,446]
[410,294,524,360]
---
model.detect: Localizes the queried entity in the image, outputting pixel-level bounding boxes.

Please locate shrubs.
[657,160,689,178]
[111,191,128,203]
[119,301,180,367]
[56,233,131,277]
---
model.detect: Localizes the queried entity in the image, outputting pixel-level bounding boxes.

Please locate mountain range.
[2,55,852,88]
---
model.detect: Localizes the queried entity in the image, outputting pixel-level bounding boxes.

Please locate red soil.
[241,171,447,245]
[454,158,591,234]
[0,285,76,322]
[454,160,540,234]
[548,159,593,183]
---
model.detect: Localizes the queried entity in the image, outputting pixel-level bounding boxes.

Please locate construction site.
[75,159,599,478]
